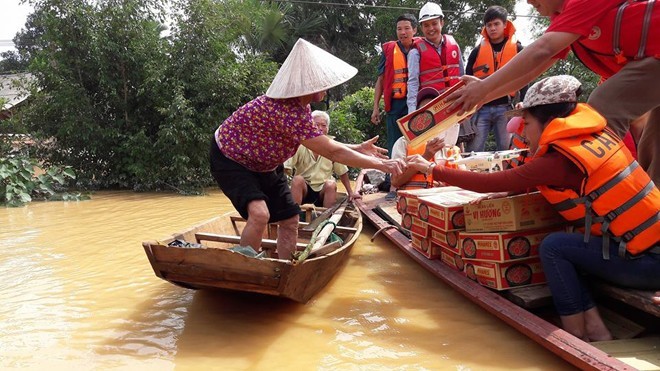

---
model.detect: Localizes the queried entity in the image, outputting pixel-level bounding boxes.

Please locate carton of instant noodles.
[411,234,440,259]
[463,192,564,232]
[417,189,488,231]
[458,226,563,262]
[464,258,546,290]
[397,81,477,147]
[397,186,463,217]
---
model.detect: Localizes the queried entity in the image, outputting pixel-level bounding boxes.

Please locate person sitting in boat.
[391,87,460,190]
[407,75,660,341]
[210,38,406,260]
[284,110,361,207]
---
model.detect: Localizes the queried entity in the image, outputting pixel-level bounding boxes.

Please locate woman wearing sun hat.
[407,75,660,341]
[210,38,406,260]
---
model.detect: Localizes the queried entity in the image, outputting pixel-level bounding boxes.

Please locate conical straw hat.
[265,38,358,99]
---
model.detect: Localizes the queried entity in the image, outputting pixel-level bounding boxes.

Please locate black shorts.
[209,138,300,222]
[301,183,323,206]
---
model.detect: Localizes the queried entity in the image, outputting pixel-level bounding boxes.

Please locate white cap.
[265,38,358,99]
[419,2,444,23]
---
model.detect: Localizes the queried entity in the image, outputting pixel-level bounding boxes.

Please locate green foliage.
[328,87,386,148]
[0,155,86,207]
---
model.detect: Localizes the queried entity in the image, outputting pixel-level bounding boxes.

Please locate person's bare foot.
[584,307,613,341]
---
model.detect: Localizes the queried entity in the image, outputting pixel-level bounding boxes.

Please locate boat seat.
[195,233,307,250]
[590,281,660,318]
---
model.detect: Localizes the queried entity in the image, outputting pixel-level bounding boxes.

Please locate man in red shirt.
[447,0,659,186]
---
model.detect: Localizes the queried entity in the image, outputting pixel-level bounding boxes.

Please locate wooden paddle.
[301,196,348,232]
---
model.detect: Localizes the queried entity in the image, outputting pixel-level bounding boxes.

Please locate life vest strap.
[617,211,660,257]
[602,232,612,260]
[638,0,656,59]
[394,68,409,74]
[613,1,631,63]
[587,161,639,202]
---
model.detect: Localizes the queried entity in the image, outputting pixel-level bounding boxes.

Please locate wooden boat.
[142,198,362,303]
[354,170,659,371]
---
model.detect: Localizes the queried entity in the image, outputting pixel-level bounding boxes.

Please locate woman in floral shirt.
[210,39,405,259]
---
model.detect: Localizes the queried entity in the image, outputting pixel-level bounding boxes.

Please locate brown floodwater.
[0,191,573,370]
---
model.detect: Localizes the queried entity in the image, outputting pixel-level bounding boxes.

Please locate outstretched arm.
[339,172,361,200]
[371,75,384,125]
[448,31,581,115]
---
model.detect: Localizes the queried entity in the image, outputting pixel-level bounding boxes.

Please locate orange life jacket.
[415,35,461,93]
[534,104,660,257]
[506,122,530,169]
[473,20,519,99]
[383,40,412,112]
[401,142,433,190]
[572,0,660,79]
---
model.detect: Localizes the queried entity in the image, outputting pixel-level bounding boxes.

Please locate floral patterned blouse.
[215,95,322,172]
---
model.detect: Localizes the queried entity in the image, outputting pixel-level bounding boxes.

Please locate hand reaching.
[423,136,445,159]
[358,136,388,159]
[405,154,432,173]
[379,157,406,176]
[446,75,486,116]
[370,108,381,125]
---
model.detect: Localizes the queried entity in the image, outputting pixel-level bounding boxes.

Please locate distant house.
[0,73,35,120]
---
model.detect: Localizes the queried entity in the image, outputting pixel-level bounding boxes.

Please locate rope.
[294,219,337,264]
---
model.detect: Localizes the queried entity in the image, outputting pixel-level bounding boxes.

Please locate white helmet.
[419,2,444,23]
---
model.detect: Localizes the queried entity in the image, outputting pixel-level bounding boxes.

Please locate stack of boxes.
[399,189,566,291]
[461,192,565,290]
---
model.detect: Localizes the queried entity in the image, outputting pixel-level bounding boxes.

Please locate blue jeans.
[385,98,408,157]
[539,232,660,316]
[466,104,511,152]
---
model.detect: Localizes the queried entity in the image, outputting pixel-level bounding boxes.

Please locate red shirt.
[546,0,623,60]
[433,151,583,194]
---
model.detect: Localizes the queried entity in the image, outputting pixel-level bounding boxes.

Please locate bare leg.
[584,307,613,341]
[276,214,299,260]
[290,175,307,205]
[241,200,269,252]
[320,179,337,208]
[560,312,589,341]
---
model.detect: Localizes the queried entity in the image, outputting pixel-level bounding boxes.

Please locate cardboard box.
[417,189,487,231]
[411,234,440,259]
[397,81,477,147]
[429,226,460,253]
[464,258,545,290]
[440,245,465,272]
[401,214,429,238]
[459,227,563,262]
[397,186,463,216]
[463,192,563,232]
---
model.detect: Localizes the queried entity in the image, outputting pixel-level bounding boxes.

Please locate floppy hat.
[417,87,440,106]
[265,38,358,99]
[506,75,581,117]
[419,2,444,23]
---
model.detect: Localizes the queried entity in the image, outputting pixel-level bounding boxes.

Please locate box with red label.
[397,187,463,216]
[440,245,465,272]
[459,227,563,262]
[401,214,429,238]
[417,189,487,231]
[463,258,546,290]
[429,226,460,254]
[463,192,564,232]
[411,234,440,259]
[397,80,477,147]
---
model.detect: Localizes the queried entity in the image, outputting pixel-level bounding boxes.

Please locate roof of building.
[0,73,35,111]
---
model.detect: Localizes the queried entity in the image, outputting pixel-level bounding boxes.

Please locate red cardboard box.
[429,226,460,253]
[440,245,465,272]
[417,189,487,231]
[459,227,563,262]
[397,81,477,147]
[411,234,440,259]
[401,214,429,238]
[397,187,463,216]
[463,192,564,232]
[464,258,545,290]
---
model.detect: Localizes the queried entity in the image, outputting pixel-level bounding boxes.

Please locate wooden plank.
[599,307,646,340]
[504,284,553,309]
[195,233,306,249]
[298,222,358,233]
[591,281,660,317]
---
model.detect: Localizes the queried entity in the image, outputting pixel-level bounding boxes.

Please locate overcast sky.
[0,1,536,56]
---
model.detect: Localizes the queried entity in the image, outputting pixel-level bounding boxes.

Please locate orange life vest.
[383,40,412,112]
[401,142,433,190]
[506,122,530,169]
[534,104,660,256]
[415,35,461,93]
[473,21,519,99]
[572,0,660,79]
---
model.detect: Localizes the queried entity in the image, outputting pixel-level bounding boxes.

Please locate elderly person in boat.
[210,39,405,260]
[407,75,660,341]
